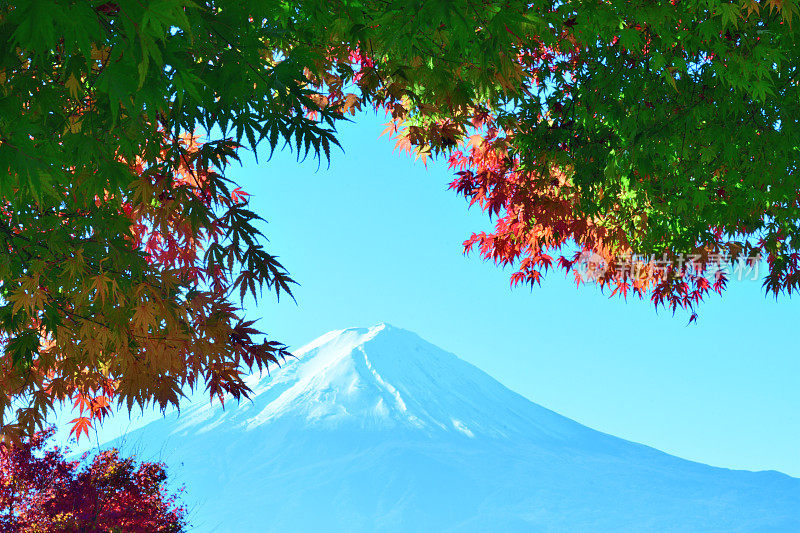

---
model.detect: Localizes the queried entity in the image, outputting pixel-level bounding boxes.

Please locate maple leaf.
[231,187,250,205]
[90,273,112,305]
[64,73,81,99]
[67,417,92,442]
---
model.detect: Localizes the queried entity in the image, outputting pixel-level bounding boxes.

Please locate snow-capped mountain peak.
[174,323,583,442]
[113,324,800,533]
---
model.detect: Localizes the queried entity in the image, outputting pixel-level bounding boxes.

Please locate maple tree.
[0,0,535,440]
[0,0,349,440]
[374,0,800,322]
[0,427,186,532]
[1,0,799,439]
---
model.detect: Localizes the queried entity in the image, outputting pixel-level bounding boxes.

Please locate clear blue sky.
[59,111,800,477]
[240,111,799,477]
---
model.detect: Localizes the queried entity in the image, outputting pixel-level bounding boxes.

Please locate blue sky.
[239,111,799,477]
[60,111,799,478]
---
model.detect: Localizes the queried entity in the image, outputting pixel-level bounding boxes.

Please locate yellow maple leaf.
[65,74,81,100]
[90,43,110,62]
[9,275,45,316]
[742,0,761,17]
[63,115,82,135]
[90,273,111,305]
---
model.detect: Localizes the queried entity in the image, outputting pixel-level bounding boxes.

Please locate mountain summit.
[229,323,588,440]
[116,324,800,532]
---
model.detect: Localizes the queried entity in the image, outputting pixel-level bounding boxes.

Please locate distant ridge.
[113,324,800,532]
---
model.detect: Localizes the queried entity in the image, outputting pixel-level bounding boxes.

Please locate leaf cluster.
[0,427,186,532]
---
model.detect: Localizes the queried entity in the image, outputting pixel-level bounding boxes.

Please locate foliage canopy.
[0,427,186,532]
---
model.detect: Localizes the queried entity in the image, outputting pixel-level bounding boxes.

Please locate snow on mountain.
[112,323,800,532]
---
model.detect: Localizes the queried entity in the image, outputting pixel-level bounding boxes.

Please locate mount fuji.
[112,323,800,532]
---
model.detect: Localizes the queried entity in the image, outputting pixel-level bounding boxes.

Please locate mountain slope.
[113,324,800,532]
